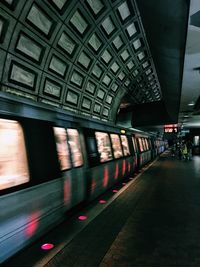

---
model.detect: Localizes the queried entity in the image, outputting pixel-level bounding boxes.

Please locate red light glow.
[133,157,137,169]
[64,178,71,205]
[128,162,131,173]
[41,243,54,250]
[122,160,126,176]
[99,200,106,204]
[78,215,87,221]
[91,177,96,194]
[103,166,109,188]
[114,163,119,180]
[112,189,118,193]
[25,211,40,237]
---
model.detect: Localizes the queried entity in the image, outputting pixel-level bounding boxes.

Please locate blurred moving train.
[0,94,166,263]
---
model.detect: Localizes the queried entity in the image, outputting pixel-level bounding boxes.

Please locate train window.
[95,132,113,162]
[142,138,147,151]
[120,135,130,156]
[0,119,29,190]
[110,134,123,158]
[138,138,144,152]
[53,127,71,170]
[145,138,149,150]
[67,129,83,167]
[144,138,148,150]
[132,137,137,152]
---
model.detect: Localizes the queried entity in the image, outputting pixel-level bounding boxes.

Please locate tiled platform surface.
[4,153,200,267]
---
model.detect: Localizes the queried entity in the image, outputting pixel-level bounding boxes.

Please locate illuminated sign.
[164,124,178,133]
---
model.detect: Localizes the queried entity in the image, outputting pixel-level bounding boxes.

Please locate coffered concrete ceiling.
[1,0,199,130]
[0,0,161,123]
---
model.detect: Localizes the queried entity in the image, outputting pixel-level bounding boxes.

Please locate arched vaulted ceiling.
[118,0,189,128]
[0,0,161,122]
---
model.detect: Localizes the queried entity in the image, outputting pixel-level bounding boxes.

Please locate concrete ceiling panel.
[0,0,162,122]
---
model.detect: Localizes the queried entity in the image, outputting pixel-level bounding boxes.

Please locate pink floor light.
[78,215,87,221]
[112,189,118,193]
[99,200,106,204]
[41,243,54,250]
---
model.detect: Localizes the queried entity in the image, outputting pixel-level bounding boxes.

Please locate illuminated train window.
[138,138,144,152]
[120,135,130,156]
[0,119,29,190]
[67,129,83,167]
[95,132,113,162]
[53,127,71,170]
[142,138,147,151]
[110,134,123,159]
[132,137,137,153]
[145,138,149,150]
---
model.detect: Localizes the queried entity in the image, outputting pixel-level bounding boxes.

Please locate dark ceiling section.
[118,100,171,128]
[118,0,189,127]
[140,101,170,125]
[0,0,163,123]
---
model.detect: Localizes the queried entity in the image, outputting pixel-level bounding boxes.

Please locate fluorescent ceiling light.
[188,102,195,106]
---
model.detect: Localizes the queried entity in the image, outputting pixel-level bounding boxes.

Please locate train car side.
[0,95,165,263]
[83,128,137,201]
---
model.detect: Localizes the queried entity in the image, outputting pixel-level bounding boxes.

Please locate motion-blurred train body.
[0,94,166,263]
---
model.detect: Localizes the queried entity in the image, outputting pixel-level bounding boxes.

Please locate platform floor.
[3,152,200,267]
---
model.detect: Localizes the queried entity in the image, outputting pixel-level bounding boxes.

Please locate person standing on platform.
[181,142,188,160]
[186,140,193,160]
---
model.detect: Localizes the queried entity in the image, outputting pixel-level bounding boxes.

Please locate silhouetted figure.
[186,140,193,160]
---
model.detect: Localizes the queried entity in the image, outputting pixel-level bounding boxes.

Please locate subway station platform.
[3,152,200,267]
